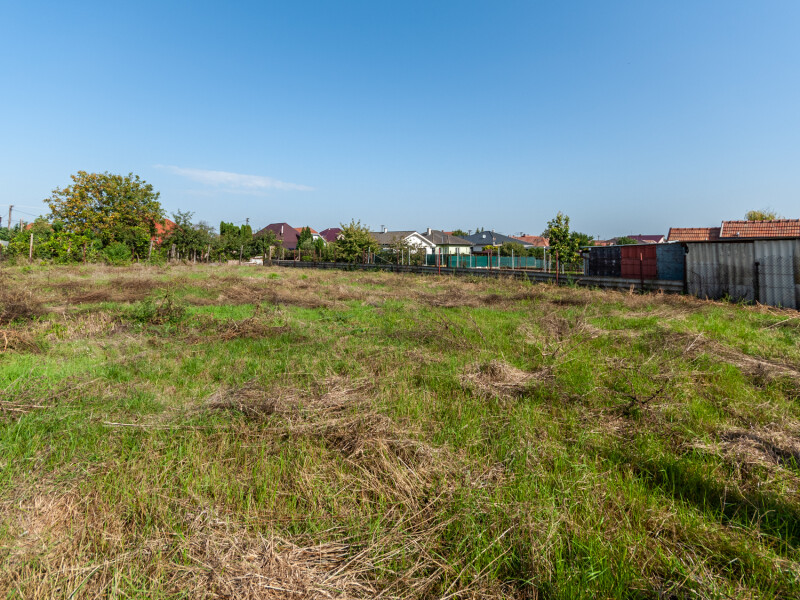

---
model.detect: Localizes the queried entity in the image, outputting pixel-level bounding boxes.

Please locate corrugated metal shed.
[656,243,685,281]
[685,241,756,303]
[621,245,657,279]
[587,246,621,277]
[753,239,800,309]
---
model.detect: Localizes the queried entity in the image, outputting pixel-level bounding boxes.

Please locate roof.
[254,222,300,249]
[720,219,800,239]
[370,230,422,246]
[626,234,665,244]
[666,227,721,242]
[463,231,529,247]
[511,235,549,247]
[319,227,341,243]
[421,230,472,246]
[152,218,177,244]
[294,226,319,234]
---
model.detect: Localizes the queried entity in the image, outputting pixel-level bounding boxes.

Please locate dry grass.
[462,360,548,400]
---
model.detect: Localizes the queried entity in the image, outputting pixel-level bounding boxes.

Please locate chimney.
[280,225,284,236]
[382,225,387,233]
[426,227,432,236]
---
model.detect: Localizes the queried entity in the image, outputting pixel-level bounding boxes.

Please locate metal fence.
[423,254,584,272]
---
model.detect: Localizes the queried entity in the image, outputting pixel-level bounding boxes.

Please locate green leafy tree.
[499,241,527,257]
[297,226,313,248]
[164,211,216,261]
[337,219,378,262]
[571,232,594,247]
[543,212,579,264]
[616,236,637,245]
[45,171,163,257]
[745,209,782,221]
[451,229,469,237]
[250,228,280,259]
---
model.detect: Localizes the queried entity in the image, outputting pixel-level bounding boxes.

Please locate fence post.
[29,233,33,260]
[753,261,760,304]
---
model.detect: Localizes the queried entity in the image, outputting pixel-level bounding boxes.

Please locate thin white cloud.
[156,165,314,192]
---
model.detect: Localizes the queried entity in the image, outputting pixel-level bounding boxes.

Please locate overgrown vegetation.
[1,264,799,598]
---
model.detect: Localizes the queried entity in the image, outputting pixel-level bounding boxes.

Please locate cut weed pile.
[2,263,800,599]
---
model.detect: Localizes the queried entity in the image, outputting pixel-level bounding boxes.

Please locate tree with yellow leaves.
[45,171,164,258]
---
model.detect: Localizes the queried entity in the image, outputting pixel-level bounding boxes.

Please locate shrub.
[103,242,132,265]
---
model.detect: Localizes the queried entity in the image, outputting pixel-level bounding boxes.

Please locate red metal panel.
[620,245,657,279]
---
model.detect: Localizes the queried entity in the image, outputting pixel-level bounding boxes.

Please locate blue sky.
[1,1,798,239]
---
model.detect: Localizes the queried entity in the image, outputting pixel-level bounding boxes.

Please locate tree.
[499,241,527,257]
[615,236,637,245]
[745,209,782,221]
[164,211,215,261]
[451,229,469,237]
[297,226,313,248]
[571,232,594,248]
[45,171,163,257]
[543,212,579,264]
[337,219,378,262]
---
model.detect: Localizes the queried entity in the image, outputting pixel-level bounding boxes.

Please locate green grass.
[1,263,799,598]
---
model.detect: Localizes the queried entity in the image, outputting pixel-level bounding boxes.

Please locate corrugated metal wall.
[685,240,800,309]
[587,246,621,277]
[754,239,799,309]
[621,245,657,279]
[685,242,756,302]
[656,243,685,281]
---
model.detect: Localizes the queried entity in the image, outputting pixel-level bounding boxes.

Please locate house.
[152,218,177,245]
[421,229,472,255]
[254,222,300,249]
[463,230,533,252]
[319,227,342,243]
[719,219,800,239]
[625,234,666,244]
[511,234,549,248]
[370,228,435,253]
[666,227,721,242]
[295,226,323,242]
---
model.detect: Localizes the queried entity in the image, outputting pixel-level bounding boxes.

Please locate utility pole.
[7,205,12,232]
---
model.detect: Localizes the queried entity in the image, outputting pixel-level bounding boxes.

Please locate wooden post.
[29,233,33,260]
[239,245,243,264]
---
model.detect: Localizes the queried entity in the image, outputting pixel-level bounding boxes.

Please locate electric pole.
[7,205,12,232]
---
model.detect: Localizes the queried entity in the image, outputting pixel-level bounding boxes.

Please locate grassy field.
[1,264,800,599]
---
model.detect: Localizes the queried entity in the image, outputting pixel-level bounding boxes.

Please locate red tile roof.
[666,227,721,242]
[720,219,800,239]
[152,218,177,244]
[294,226,319,234]
[511,235,549,247]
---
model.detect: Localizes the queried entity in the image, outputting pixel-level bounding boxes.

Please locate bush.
[127,294,186,325]
[103,242,132,265]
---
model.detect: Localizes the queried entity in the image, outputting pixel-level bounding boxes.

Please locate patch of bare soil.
[462,360,549,399]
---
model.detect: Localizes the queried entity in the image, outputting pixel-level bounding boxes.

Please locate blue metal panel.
[656,243,685,281]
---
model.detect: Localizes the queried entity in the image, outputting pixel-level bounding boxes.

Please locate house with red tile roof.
[720,219,800,239]
[152,218,177,244]
[511,234,549,247]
